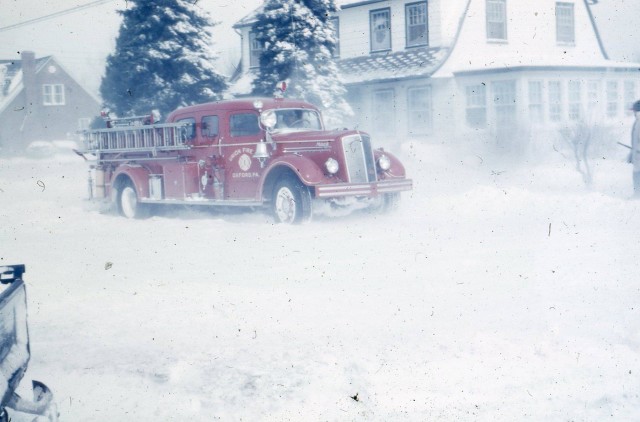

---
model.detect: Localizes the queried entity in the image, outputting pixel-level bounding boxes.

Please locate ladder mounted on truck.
[76,111,195,159]
[79,110,192,156]
[80,122,191,154]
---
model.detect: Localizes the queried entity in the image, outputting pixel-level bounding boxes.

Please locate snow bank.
[1,141,639,421]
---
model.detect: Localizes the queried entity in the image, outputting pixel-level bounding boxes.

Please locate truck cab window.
[274,109,322,132]
[178,118,196,141]
[230,113,260,137]
[202,115,219,138]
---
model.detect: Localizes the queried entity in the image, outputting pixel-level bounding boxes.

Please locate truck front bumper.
[314,178,413,198]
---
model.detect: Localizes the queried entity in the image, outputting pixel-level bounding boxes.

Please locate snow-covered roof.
[234,0,365,28]
[228,68,257,97]
[337,47,447,84]
[0,56,51,114]
[228,47,449,91]
[444,58,640,78]
[233,5,264,28]
[338,0,386,8]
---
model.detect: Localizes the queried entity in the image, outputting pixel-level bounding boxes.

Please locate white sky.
[0,0,638,96]
[0,0,263,93]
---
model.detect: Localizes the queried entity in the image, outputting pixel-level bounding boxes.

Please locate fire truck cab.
[79,98,412,223]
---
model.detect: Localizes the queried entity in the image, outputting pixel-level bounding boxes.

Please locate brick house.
[0,51,100,154]
[232,0,640,153]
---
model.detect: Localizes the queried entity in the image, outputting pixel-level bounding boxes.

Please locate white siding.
[435,0,609,77]
[233,0,640,148]
[239,27,252,70]
[437,0,467,46]
[338,0,445,59]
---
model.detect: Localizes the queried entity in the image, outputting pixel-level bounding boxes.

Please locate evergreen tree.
[100,0,227,118]
[252,0,352,126]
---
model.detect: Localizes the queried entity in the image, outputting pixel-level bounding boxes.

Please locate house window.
[372,89,395,135]
[587,80,600,114]
[42,84,65,106]
[624,80,636,115]
[249,32,263,68]
[556,2,575,43]
[370,8,391,52]
[568,80,581,121]
[407,86,432,135]
[486,0,507,41]
[465,84,487,128]
[329,17,340,58]
[492,80,516,128]
[406,2,428,48]
[528,81,543,122]
[606,80,619,118]
[548,81,563,122]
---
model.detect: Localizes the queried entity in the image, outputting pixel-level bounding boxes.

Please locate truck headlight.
[325,158,339,174]
[378,154,391,171]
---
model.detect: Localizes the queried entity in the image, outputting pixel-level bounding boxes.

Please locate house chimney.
[21,51,37,107]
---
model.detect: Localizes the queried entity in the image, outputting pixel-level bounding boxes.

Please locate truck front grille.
[341,134,377,183]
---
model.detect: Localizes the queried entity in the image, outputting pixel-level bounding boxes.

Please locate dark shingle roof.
[337,47,448,84]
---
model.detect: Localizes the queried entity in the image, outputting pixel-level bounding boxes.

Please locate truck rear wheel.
[118,181,150,219]
[272,178,312,224]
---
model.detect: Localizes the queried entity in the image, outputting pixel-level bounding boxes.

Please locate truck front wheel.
[272,178,312,224]
[118,181,150,219]
[370,192,400,214]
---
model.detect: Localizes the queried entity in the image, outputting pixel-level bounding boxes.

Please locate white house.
[232,0,640,153]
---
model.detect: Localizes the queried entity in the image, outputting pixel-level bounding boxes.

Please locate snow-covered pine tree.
[100,0,227,118]
[251,0,352,126]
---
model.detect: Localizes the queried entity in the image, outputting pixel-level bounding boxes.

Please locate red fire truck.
[77,97,412,223]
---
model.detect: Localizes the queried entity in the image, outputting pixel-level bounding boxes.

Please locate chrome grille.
[341,134,377,183]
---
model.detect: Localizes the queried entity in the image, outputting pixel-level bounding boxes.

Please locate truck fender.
[111,165,152,200]
[373,149,406,179]
[258,155,329,200]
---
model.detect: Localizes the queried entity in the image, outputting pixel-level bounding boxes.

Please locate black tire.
[272,177,312,224]
[117,180,151,219]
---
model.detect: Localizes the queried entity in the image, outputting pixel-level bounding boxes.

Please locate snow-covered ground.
[1,141,639,421]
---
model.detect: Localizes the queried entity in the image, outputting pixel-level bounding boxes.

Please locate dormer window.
[370,8,391,52]
[556,2,575,44]
[486,0,507,41]
[406,2,428,48]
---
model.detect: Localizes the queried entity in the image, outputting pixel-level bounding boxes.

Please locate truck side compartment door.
[162,117,199,200]
[220,111,264,200]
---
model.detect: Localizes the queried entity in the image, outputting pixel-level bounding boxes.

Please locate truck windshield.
[272,109,322,132]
